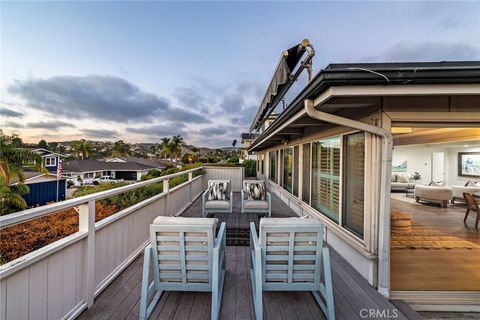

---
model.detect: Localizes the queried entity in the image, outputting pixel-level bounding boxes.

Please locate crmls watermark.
[359,308,399,319]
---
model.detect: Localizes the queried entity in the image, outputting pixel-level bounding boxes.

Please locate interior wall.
[392,144,480,185]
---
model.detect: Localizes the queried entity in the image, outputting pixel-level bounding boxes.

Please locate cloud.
[82,128,118,138]
[0,108,24,118]
[127,122,188,137]
[27,120,75,130]
[9,75,211,124]
[363,41,480,62]
[219,93,245,113]
[2,121,23,129]
[230,105,257,126]
[195,125,237,136]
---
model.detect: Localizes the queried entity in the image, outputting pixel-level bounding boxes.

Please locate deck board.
[78,193,420,320]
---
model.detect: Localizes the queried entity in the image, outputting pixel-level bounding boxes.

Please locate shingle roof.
[10,171,61,185]
[62,159,164,173]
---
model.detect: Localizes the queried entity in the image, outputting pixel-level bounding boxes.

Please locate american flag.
[57,160,62,179]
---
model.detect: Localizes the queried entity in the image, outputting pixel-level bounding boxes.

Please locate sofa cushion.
[396,174,409,183]
[465,181,475,187]
[244,181,266,200]
[391,174,397,182]
[244,200,269,209]
[204,200,230,210]
[206,180,229,201]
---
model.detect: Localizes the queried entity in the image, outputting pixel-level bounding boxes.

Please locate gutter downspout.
[304,99,393,298]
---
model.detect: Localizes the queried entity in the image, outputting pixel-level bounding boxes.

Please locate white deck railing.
[0,167,206,320]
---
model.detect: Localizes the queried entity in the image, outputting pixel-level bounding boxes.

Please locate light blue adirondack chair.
[202,180,233,217]
[140,216,226,320]
[249,218,335,320]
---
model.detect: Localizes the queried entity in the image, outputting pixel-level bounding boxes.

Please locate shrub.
[243,159,257,177]
[227,155,239,163]
[73,182,129,197]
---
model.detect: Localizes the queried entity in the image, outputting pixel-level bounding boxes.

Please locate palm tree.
[159,137,171,159]
[112,140,131,157]
[171,135,185,160]
[0,178,29,215]
[71,139,93,159]
[0,132,44,186]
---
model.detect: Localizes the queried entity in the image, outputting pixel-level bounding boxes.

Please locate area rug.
[390,224,480,250]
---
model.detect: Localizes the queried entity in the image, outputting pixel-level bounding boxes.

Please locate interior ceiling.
[392,127,480,146]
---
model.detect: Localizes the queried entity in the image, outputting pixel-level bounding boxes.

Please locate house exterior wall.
[257,113,383,287]
[253,90,479,308]
[23,180,66,207]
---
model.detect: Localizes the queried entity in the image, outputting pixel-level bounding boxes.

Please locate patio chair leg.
[140,245,163,320]
[312,247,335,320]
[464,209,470,222]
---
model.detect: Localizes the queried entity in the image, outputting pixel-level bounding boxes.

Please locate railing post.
[78,200,96,308]
[163,178,170,215]
[188,171,193,201]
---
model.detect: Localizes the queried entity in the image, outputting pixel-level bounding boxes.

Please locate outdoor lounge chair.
[241,179,271,216]
[249,218,335,320]
[202,180,233,217]
[139,216,226,320]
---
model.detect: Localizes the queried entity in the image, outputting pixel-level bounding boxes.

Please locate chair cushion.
[244,200,269,209]
[259,217,322,228]
[465,181,475,187]
[204,200,230,209]
[244,181,266,200]
[206,180,229,201]
[153,216,218,227]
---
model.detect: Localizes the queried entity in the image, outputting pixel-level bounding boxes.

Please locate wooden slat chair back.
[140,217,226,320]
[250,218,335,320]
[463,192,480,229]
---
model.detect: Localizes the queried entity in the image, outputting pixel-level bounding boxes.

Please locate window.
[302,143,311,204]
[342,132,365,238]
[45,156,56,166]
[261,154,264,174]
[269,151,277,183]
[311,137,340,222]
[283,148,293,193]
[279,149,284,186]
[293,146,299,197]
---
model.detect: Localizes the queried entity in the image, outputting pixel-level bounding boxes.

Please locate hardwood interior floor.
[390,196,480,291]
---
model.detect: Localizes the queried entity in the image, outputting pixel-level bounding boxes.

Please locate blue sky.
[1,1,479,147]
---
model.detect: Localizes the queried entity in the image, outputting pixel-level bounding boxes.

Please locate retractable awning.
[250,39,314,132]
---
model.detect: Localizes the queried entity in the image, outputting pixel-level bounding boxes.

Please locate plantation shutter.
[302,143,311,204]
[311,138,340,222]
[342,132,365,237]
[283,148,293,193]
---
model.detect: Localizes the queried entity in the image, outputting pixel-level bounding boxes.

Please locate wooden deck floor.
[78,193,419,320]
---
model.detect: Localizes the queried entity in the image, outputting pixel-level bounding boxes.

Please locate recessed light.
[464,145,470,147]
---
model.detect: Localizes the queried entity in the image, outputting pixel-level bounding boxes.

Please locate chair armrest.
[214,222,227,250]
[250,222,260,250]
